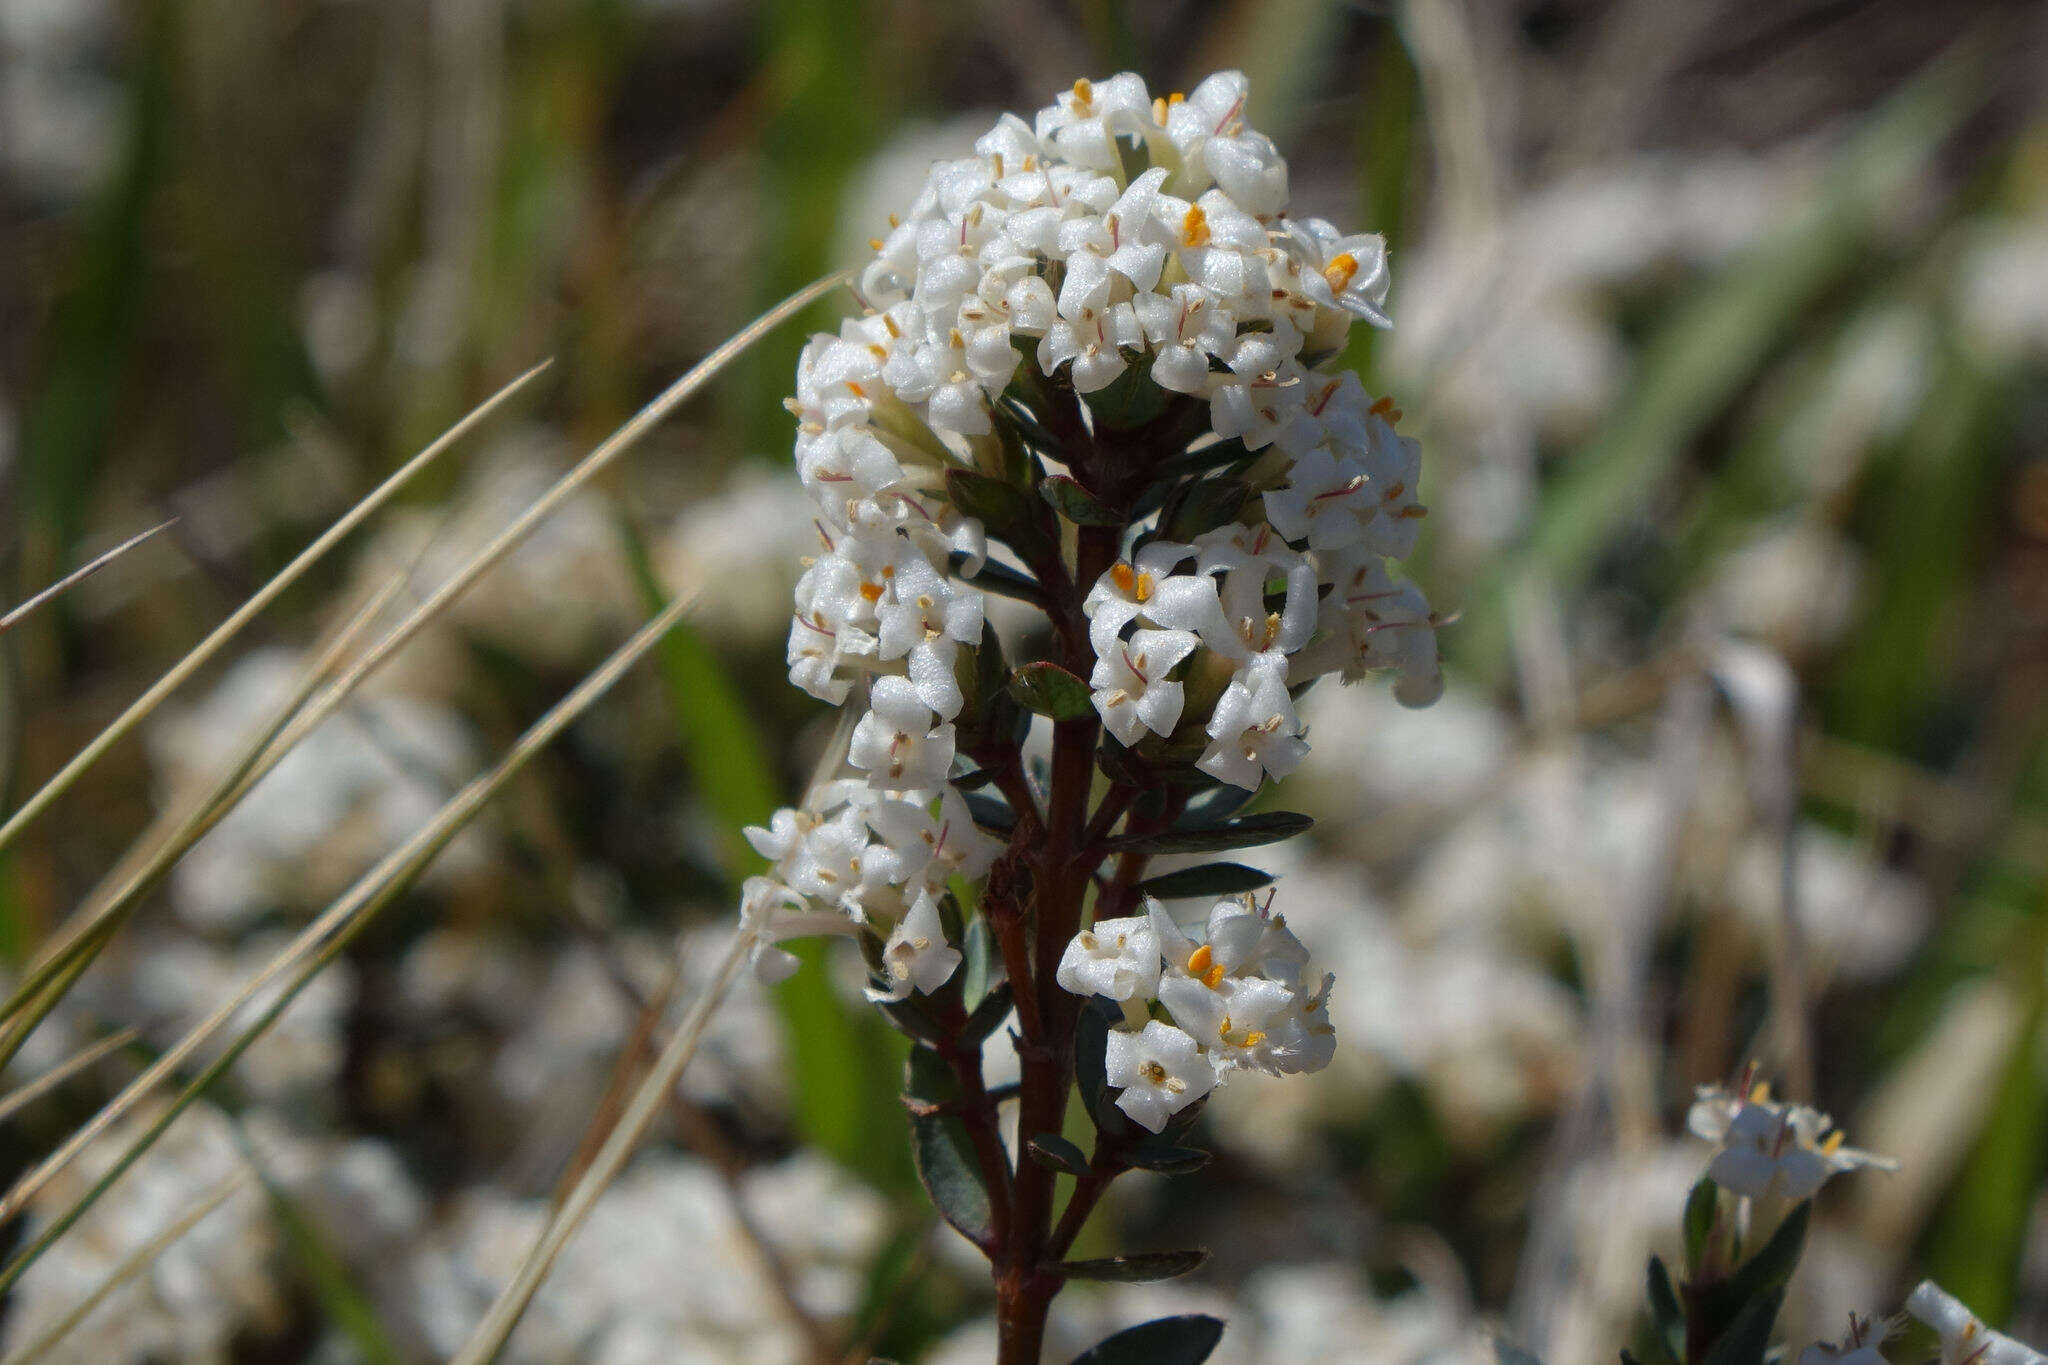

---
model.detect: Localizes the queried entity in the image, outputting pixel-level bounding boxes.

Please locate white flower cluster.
[1799,1282,2048,1365]
[1056,895,1335,1132]
[1686,1077,1896,1203]
[809,69,1436,796]
[740,777,1001,995]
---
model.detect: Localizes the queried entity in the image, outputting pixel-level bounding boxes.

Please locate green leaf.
[960,979,1015,1045]
[951,551,1048,609]
[1054,1249,1208,1283]
[1073,1315,1226,1365]
[1040,474,1125,525]
[1646,1256,1684,1363]
[1084,354,1178,430]
[1008,661,1094,720]
[946,468,1049,551]
[1683,1177,1719,1277]
[1135,863,1275,899]
[1696,1202,1808,1344]
[903,1047,993,1247]
[1123,1144,1211,1175]
[1106,812,1314,854]
[1026,1133,1092,1176]
[1160,477,1250,542]
[1701,1287,1784,1365]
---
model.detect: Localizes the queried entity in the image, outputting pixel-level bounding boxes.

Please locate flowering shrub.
[740,69,1440,1361]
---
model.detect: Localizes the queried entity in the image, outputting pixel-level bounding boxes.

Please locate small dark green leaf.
[951,551,1048,608]
[959,917,996,1010]
[1172,784,1256,828]
[1009,661,1094,719]
[875,995,954,1046]
[1123,1144,1211,1175]
[963,791,1018,834]
[961,979,1014,1044]
[1683,1177,1719,1277]
[1135,862,1275,899]
[1084,354,1178,430]
[1161,476,1249,542]
[1646,1256,1684,1363]
[946,468,1035,534]
[1701,1287,1784,1365]
[1026,1133,1092,1176]
[1040,474,1125,525]
[1106,812,1314,855]
[1073,1314,1226,1365]
[1054,1249,1208,1283]
[1696,1203,1807,1351]
[910,1107,994,1248]
[904,1045,959,1106]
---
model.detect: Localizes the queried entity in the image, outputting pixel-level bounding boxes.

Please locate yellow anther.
[1073,78,1094,106]
[1749,1081,1772,1104]
[868,237,884,251]
[1134,571,1154,603]
[1821,1130,1845,1155]
[1111,562,1136,596]
[949,327,966,350]
[1181,204,1211,249]
[868,343,887,360]
[1244,1031,1266,1048]
[882,313,902,338]
[1140,1060,1166,1085]
[859,582,885,603]
[992,152,1004,177]
[1323,251,1360,292]
[1186,944,1213,977]
[1168,92,1185,105]
[846,381,866,398]
[1369,394,1402,423]
[888,213,901,227]
[1152,96,1169,125]
[1202,963,1225,989]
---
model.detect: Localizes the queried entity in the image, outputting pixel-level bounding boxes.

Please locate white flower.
[865,787,1003,890]
[865,888,963,1003]
[1038,294,1143,393]
[1055,915,1161,1002]
[1090,627,1199,744]
[1081,540,1197,654]
[1034,74,1154,173]
[1198,663,1309,790]
[1157,971,1296,1075]
[1687,1081,1898,1203]
[848,676,956,790]
[1134,284,1236,393]
[1104,1020,1217,1133]
[740,876,858,983]
[1798,1314,1894,1365]
[1907,1281,2046,1364]
[1261,446,1370,552]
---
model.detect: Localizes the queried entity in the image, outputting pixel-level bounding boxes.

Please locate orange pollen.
[1323,251,1360,292]
[1369,394,1402,422]
[1072,77,1094,107]
[859,582,885,603]
[1181,205,1211,249]
[1202,963,1226,989]
[1186,944,1214,977]
[1821,1130,1845,1155]
[1749,1080,1773,1104]
[868,343,887,359]
[1110,562,1136,596]
[949,327,965,350]
[1168,91,1185,105]
[887,213,900,227]
[1244,1030,1267,1048]
[1134,571,1154,603]
[846,381,866,398]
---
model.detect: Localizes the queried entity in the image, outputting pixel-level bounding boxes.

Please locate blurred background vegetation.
[1,0,2046,1360]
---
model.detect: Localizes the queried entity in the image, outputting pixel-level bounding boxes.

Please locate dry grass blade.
[0,1027,139,1126]
[0,1168,253,1365]
[0,570,412,1054]
[0,593,696,1293]
[0,359,550,856]
[256,272,848,767]
[448,926,755,1365]
[0,518,179,637]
